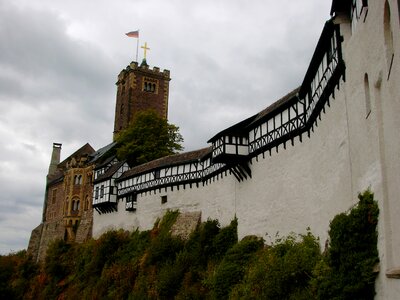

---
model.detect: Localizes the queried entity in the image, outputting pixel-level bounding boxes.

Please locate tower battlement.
[116,61,170,85]
[113,60,171,139]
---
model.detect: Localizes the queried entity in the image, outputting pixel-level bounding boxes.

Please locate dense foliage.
[1,191,379,299]
[115,110,184,166]
[313,190,379,300]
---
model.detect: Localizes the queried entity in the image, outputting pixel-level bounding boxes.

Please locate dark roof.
[46,170,64,186]
[330,0,351,16]
[207,115,257,143]
[58,143,95,169]
[208,87,300,143]
[249,87,300,128]
[93,155,117,170]
[299,19,335,98]
[94,161,126,183]
[88,142,117,164]
[118,147,212,180]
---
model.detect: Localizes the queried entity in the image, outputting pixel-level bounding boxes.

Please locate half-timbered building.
[28,0,400,297]
[93,1,400,298]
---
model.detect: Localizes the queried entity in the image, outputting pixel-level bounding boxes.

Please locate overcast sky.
[0,0,332,254]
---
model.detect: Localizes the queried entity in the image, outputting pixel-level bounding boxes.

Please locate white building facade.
[93,1,400,298]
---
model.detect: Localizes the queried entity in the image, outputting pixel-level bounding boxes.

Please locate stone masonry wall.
[26,224,43,262]
[75,210,93,243]
[36,220,65,262]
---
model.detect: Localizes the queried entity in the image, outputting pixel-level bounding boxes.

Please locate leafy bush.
[231,232,321,300]
[211,217,238,261]
[313,190,379,300]
[211,235,264,299]
[3,191,380,299]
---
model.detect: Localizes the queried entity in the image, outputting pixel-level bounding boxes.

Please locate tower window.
[143,77,159,93]
[161,195,167,204]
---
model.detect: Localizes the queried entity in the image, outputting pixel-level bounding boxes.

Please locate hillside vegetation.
[1,191,379,299]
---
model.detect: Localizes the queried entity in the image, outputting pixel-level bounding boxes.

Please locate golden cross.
[141,42,150,59]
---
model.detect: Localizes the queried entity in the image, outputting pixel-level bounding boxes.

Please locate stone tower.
[113,60,171,140]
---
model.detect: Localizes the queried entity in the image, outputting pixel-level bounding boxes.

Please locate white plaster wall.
[337,1,400,298]
[94,1,400,297]
[94,81,353,247]
[235,87,353,245]
[93,175,238,237]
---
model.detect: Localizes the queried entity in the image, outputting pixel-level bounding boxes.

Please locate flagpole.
[136,31,140,62]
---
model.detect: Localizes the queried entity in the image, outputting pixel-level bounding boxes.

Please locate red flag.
[126,31,139,38]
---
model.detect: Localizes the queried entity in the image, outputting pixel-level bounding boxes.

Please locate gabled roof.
[94,161,126,183]
[93,155,117,170]
[88,142,117,165]
[207,87,300,143]
[207,115,257,143]
[248,87,300,128]
[57,143,95,169]
[118,147,212,181]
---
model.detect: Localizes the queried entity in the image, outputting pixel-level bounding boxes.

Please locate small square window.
[161,195,167,204]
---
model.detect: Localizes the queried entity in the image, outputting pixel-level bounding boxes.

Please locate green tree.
[116,110,184,166]
[313,190,379,300]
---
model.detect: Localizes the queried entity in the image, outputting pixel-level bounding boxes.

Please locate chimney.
[48,143,62,176]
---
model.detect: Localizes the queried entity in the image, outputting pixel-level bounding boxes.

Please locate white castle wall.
[94,1,400,298]
[336,2,400,298]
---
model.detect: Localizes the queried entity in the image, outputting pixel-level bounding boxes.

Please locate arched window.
[384,0,394,78]
[74,175,82,185]
[364,74,371,118]
[77,201,80,211]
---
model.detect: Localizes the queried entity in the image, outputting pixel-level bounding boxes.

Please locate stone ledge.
[386,267,400,279]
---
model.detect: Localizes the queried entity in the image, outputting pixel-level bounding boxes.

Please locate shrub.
[231,232,321,300]
[212,217,238,261]
[313,190,379,300]
[211,235,264,299]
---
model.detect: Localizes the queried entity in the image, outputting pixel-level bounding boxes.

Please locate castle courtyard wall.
[93,1,400,298]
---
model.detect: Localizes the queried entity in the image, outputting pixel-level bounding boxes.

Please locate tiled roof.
[207,115,257,143]
[94,161,126,183]
[93,155,116,170]
[118,147,212,180]
[58,143,95,169]
[208,87,299,142]
[249,87,300,126]
[88,142,117,164]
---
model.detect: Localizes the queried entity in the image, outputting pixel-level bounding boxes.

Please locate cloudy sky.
[0,0,332,254]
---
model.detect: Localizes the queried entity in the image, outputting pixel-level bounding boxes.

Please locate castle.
[28,0,400,298]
